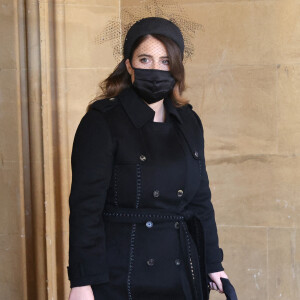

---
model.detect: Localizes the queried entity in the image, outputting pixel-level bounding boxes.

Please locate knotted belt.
[102,205,209,300]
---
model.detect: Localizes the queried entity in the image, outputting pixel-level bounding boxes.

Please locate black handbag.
[208,277,238,300]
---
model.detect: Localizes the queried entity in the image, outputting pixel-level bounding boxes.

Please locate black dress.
[67,85,224,300]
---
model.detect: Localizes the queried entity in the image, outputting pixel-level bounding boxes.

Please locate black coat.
[67,85,224,300]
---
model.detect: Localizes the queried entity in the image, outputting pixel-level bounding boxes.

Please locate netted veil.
[94,0,204,64]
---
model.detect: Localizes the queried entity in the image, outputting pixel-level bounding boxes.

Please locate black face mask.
[131,67,176,104]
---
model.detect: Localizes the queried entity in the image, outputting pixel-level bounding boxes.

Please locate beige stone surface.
[1,0,299,299]
[64,4,120,68]
[277,64,300,155]
[0,0,17,69]
[214,226,268,300]
[0,162,22,234]
[0,0,27,295]
[268,228,300,300]
[57,0,118,4]
[210,155,300,228]
[0,235,25,299]
[186,0,300,66]
[0,95,20,162]
[185,64,278,158]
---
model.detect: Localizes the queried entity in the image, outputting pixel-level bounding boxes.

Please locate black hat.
[123,17,185,60]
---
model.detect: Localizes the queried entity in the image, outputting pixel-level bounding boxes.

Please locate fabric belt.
[102,205,208,300]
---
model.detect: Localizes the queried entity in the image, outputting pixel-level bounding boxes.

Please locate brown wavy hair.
[86,33,190,112]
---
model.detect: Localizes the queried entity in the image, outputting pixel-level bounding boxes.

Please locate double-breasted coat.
[67,85,224,300]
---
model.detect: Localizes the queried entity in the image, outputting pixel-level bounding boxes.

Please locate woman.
[67,17,229,300]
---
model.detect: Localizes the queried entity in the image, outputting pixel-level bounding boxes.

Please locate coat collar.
[118,85,183,128]
[117,85,202,163]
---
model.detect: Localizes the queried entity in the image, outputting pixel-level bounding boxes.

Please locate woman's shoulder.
[75,97,120,136]
[177,102,204,133]
[81,97,121,128]
[177,101,196,116]
[89,97,120,114]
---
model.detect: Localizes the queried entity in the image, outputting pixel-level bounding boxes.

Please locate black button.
[177,189,184,197]
[194,150,199,158]
[153,190,160,198]
[175,259,181,266]
[147,258,155,266]
[174,222,180,229]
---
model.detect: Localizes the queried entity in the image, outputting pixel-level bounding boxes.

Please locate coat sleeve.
[67,109,114,288]
[188,110,224,274]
